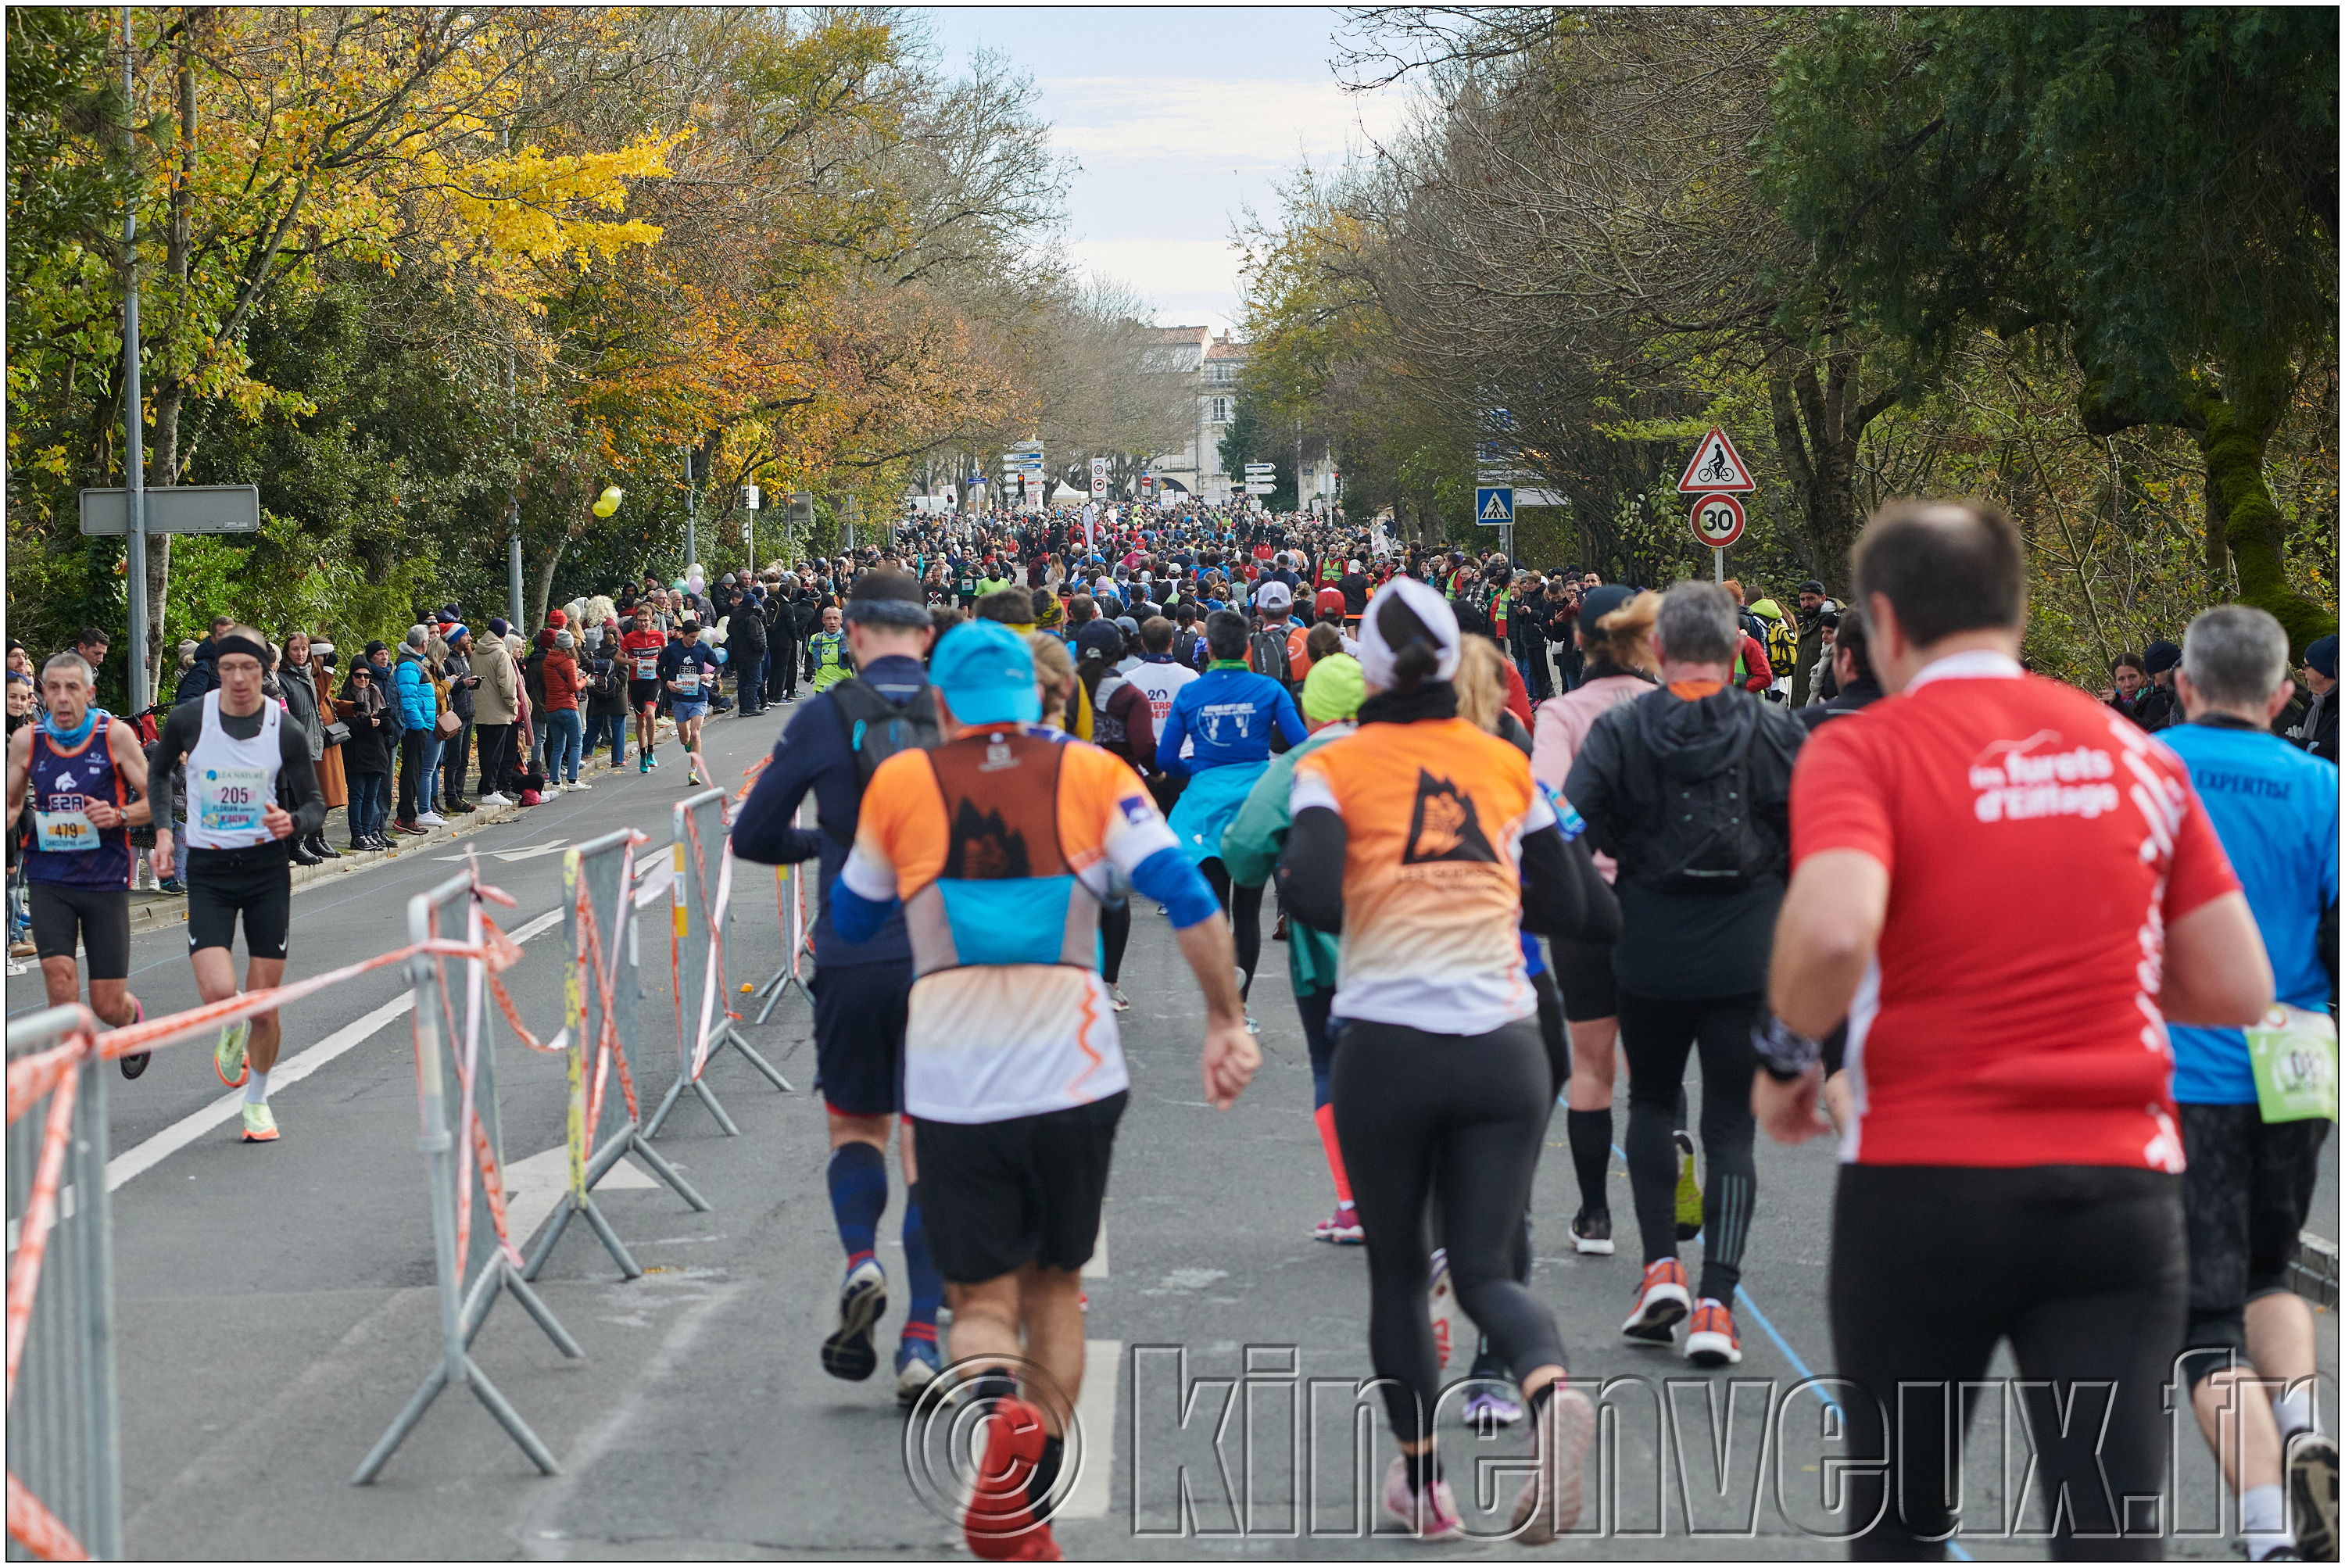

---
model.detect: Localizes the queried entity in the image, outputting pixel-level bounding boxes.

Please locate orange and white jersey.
[842,727,1180,1124]
[1290,716,1551,1033]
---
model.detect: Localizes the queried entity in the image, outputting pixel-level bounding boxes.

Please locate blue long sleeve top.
[1155,664,1306,778]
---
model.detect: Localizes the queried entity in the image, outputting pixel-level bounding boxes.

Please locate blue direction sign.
[1474,486,1514,526]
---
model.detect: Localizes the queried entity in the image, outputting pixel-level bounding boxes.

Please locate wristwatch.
[1751,1010,1823,1082]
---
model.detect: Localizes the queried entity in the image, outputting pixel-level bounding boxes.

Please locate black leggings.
[1333,1017,1566,1441]
[1831,1165,2185,1560]
[1616,989,1759,1304]
[1100,898,1131,985]
[1198,860,1262,998]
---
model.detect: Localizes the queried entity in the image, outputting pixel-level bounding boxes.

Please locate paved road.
[9,700,2336,1559]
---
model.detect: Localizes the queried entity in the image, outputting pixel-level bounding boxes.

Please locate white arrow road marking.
[102,906,566,1194]
[436,838,571,864]
[1060,1340,1122,1520]
[496,1143,657,1245]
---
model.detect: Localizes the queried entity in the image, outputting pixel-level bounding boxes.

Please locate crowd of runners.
[6,492,2338,1560]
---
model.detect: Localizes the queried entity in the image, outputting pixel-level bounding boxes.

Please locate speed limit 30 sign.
[1690,492,1746,550]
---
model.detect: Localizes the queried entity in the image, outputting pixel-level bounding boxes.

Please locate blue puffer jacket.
[393,646,439,730]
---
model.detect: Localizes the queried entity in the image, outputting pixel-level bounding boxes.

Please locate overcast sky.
[914,7,1412,335]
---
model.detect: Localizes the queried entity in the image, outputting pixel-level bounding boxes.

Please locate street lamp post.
[120,7,149,711]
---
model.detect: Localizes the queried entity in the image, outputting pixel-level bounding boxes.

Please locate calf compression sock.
[1566,1108,1612,1212]
[826,1142,887,1266]
[1312,1104,1354,1205]
[900,1183,943,1344]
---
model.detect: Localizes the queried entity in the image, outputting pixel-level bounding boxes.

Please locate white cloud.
[1042,77,1409,166]
[1066,238,1249,314]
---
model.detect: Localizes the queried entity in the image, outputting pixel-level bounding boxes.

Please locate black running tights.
[1333,1017,1566,1441]
[1831,1165,2185,1559]
[1616,988,1760,1305]
[1100,898,1131,985]
[1198,859,1262,997]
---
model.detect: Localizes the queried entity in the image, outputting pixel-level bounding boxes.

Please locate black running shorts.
[185,844,292,959]
[1550,934,1618,1022]
[2179,1101,2330,1377]
[811,960,911,1118]
[28,882,131,979]
[629,678,661,712]
[915,1092,1126,1284]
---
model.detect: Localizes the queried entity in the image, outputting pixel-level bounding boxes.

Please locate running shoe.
[479,791,511,807]
[1620,1257,1690,1343]
[1380,1455,1462,1541]
[1510,1385,1595,1545]
[687,770,703,787]
[569,779,591,790]
[1427,1248,1462,1370]
[821,1257,887,1381]
[1313,1205,1364,1244]
[1674,1129,1703,1240]
[639,756,651,773]
[1111,987,1131,1013]
[894,1337,943,1409]
[120,1001,149,1080]
[964,1394,1054,1560]
[1570,1206,1615,1256]
[239,1101,278,1143]
[2291,1432,2340,1563]
[1684,1298,1742,1367]
[1462,1385,1524,1430]
[157,879,186,896]
[416,811,448,827]
[214,1019,250,1088]
[646,751,660,768]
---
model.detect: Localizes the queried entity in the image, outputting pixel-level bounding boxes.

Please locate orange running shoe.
[965,1395,1050,1561]
[1684,1298,1742,1367]
[1620,1257,1690,1344]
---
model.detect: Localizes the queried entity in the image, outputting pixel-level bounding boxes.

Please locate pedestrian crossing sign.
[1475,486,1513,525]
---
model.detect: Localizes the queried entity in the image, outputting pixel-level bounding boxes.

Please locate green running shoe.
[1673,1129,1702,1241]
[239,1101,278,1143]
[214,1020,250,1089]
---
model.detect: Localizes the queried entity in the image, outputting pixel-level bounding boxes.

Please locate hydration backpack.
[1248,624,1294,687]
[1628,718,1775,895]
[830,678,943,794]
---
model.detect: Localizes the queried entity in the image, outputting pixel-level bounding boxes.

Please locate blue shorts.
[670,700,707,723]
[812,961,912,1117]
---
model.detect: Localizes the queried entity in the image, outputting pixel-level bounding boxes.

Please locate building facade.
[1141,326,1247,505]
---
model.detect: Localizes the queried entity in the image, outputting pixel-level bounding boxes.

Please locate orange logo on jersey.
[1404,770,1497,865]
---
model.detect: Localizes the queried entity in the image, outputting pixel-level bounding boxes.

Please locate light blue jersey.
[2162,719,2339,1103]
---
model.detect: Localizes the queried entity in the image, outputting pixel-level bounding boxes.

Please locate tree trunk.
[1766,342,1898,599]
[2193,386,2336,657]
[530,537,567,632]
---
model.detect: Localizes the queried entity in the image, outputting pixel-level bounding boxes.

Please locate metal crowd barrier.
[644,789,790,1138]
[753,797,816,1026]
[524,829,706,1283]
[352,867,582,1484]
[5,1008,121,1561]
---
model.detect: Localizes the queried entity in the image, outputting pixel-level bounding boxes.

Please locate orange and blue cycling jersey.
[1290,715,1553,1033]
[834,725,1219,1124]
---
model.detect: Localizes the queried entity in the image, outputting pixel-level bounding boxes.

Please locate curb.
[127,713,702,931]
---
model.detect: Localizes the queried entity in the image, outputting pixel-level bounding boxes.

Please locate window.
[1209,396,1232,424]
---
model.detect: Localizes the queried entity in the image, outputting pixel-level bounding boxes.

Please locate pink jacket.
[1531,671,1654,883]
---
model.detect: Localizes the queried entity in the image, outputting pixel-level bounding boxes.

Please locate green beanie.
[1301,653,1366,724]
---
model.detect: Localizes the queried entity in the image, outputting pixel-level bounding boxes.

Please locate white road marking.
[103,906,566,1194]
[1060,1339,1122,1520]
[497,1142,657,1244]
[436,838,571,864]
[1082,1221,1108,1278]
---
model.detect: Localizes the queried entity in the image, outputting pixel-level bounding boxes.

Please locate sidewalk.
[124,713,690,936]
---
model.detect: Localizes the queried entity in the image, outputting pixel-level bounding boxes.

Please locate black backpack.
[1247,623,1294,687]
[1627,717,1777,895]
[830,678,943,795]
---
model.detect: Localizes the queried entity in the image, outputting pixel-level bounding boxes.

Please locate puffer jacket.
[392,646,439,729]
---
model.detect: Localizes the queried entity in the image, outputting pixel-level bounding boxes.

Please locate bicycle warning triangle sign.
[1675,427,1756,493]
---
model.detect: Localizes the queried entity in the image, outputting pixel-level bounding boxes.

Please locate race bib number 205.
[196,767,269,836]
